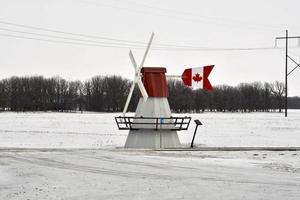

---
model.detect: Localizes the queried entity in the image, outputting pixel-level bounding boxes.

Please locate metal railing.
[115,116,191,131]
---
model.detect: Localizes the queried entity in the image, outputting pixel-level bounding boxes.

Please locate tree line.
[0,75,299,112]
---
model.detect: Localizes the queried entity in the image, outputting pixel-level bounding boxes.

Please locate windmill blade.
[122,79,136,116]
[137,77,148,101]
[134,32,154,101]
[122,32,154,116]
[129,50,137,70]
[139,32,154,68]
[130,48,149,101]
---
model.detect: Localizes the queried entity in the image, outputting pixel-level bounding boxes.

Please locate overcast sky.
[1,0,300,96]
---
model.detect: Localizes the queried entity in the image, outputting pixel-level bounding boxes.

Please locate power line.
[156,45,279,51]
[0,33,145,49]
[0,27,278,51]
[0,27,146,48]
[0,20,288,51]
[0,20,147,45]
[0,20,292,52]
[0,20,225,49]
[0,32,282,52]
[0,24,215,49]
[76,0,282,32]
[115,0,283,31]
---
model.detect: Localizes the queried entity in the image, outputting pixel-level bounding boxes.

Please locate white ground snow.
[1,149,300,200]
[0,111,300,199]
[0,110,300,148]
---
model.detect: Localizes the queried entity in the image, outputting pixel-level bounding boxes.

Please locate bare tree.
[0,75,298,113]
[270,81,285,112]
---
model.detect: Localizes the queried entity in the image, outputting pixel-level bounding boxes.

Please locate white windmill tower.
[117,33,189,149]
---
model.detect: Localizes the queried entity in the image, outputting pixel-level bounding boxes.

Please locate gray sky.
[1,0,300,96]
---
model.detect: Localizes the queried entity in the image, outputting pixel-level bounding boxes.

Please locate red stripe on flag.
[181,68,192,86]
[203,65,214,91]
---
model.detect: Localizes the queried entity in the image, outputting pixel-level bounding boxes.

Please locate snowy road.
[1,149,300,200]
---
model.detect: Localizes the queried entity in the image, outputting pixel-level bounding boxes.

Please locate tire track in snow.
[3,151,300,188]
[5,153,176,180]
[0,129,124,136]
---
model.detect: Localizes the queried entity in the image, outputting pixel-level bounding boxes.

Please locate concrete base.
[124,97,181,149]
[125,130,181,149]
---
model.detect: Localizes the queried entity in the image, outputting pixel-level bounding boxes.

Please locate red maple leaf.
[192,73,202,82]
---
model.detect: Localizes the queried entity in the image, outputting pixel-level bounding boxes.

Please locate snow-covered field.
[0,111,300,148]
[0,111,300,199]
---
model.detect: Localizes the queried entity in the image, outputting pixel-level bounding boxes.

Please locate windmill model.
[115,33,214,149]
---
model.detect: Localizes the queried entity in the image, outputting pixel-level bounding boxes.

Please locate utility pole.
[285,30,288,117]
[275,30,300,117]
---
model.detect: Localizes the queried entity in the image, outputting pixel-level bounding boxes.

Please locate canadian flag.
[181,65,214,91]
